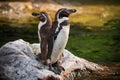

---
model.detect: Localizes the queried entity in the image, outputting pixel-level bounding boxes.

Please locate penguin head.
[32,12,50,22]
[55,8,77,20]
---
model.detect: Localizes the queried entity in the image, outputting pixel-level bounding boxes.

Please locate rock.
[0,39,105,80]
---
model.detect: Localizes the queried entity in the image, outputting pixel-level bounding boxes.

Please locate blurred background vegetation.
[0,0,120,63]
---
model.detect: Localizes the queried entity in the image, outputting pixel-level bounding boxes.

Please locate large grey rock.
[0,39,104,80]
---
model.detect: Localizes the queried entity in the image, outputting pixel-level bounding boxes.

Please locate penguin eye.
[62,11,68,16]
[38,13,46,22]
[62,11,67,14]
[59,10,68,18]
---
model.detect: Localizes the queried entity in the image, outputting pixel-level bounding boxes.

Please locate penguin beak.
[32,12,42,19]
[32,12,39,16]
[68,9,77,14]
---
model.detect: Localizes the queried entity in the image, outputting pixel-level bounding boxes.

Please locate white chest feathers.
[38,21,47,30]
[51,25,70,63]
[55,17,68,33]
[38,21,47,41]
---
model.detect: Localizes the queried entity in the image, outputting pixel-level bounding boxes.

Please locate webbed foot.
[49,61,65,74]
[49,66,63,75]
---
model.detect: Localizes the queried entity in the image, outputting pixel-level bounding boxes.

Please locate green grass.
[66,30,113,62]
[66,19,120,62]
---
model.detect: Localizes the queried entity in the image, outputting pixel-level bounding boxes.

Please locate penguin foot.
[58,66,65,71]
[48,63,60,74]
[49,67,59,74]
[49,61,65,74]
[49,66,61,75]
[48,65,65,75]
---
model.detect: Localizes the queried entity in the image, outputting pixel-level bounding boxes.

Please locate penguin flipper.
[40,39,48,64]
[47,36,54,59]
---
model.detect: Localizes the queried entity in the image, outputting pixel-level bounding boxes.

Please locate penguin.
[32,12,53,64]
[46,8,77,74]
